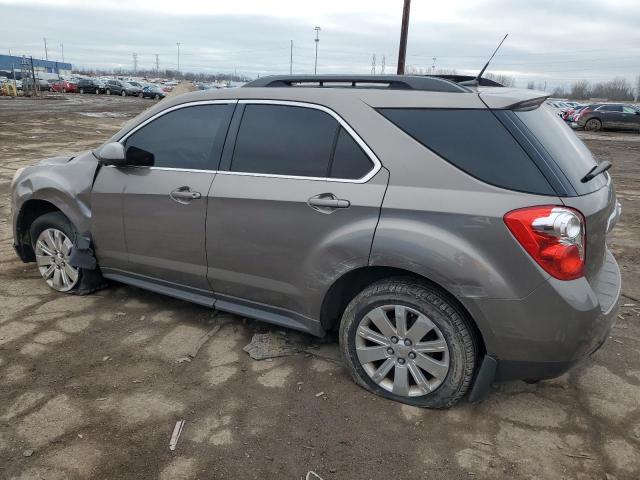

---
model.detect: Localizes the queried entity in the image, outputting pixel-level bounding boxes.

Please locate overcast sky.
[1,0,639,89]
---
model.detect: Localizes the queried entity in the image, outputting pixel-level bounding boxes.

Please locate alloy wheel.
[35,228,79,292]
[355,304,450,397]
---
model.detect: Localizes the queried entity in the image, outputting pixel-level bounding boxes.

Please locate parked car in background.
[128,81,145,90]
[573,103,640,131]
[141,85,166,100]
[104,79,141,96]
[51,80,78,94]
[562,105,585,122]
[77,78,104,94]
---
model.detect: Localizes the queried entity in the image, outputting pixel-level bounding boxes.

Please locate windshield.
[515,105,608,195]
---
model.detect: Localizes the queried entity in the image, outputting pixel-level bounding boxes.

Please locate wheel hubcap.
[355,304,450,397]
[35,228,79,292]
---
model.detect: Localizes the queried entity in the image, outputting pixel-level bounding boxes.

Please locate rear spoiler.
[478,88,549,110]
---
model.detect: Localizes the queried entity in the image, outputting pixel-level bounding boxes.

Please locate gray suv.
[10,75,622,408]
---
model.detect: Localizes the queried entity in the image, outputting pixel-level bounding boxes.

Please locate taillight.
[504,206,585,280]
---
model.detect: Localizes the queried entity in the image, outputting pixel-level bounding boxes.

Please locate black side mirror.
[96,142,154,167]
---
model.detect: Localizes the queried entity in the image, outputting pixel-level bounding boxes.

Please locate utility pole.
[43,37,48,60]
[155,54,160,72]
[290,40,293,75]
[133,53,138,73]
[381,56,386,74]
[431,57,437,74]
[371,54,376,75]
[314,26,321,75]
[176,42,181,75]
[61,43,65,63]
[396,0,411,75]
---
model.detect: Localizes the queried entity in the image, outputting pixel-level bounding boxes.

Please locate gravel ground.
[0,95,639,480]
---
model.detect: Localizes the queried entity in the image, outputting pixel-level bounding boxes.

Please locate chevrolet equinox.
[11,75,622,408]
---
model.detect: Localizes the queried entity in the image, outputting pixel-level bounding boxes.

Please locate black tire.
[138,92,143,98]
[339,278,477,409]
[79,88,84,94]
[95,88,100,94]
[585,118,602,132]
[121,90,126,97]
[155,94,160,100]
[106,89,111,95]
[29,212,106,295]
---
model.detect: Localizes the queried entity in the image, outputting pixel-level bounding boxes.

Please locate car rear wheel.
[79,88,84,94]
[95,88,100,94]
[121,90,126,97]
[585,118,602,131]
[30,212,105,295]
[339,278,477,408]
[106,89,111,95]
[154,94,160,100]
[138,92,143,98]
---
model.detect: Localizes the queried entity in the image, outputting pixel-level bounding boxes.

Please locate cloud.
[1,0,639,89]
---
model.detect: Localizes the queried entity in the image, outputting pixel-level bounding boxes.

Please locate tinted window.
[379,108,554,195]
[124,104,233,169]
[330,128,373,179]
[515,105,606,195]
[597,105,622,112]
[232,104,338,177]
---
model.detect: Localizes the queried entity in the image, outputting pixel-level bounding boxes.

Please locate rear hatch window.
[378,108,555,195]
[512,105,607,195]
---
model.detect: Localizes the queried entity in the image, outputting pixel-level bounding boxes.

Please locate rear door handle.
[170,186,201,203]
[307,193,350,213]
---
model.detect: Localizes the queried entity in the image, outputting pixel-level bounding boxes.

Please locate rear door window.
[231,104,338,177]
[379,108,554,195]
[329,128,373,180]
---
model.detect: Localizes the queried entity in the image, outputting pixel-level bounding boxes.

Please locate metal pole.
[12,63,18,97]
[396,0,411,75]
[43,38,48,60]
[314,26,321,75]
[61,43,65,63]
[176,42,181,75]
[290,40,293,75]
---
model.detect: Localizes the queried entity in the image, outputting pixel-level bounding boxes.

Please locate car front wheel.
[106,89,111,95]
[30,212,105,295]
[121,90,126,97]
[340,278,477,408]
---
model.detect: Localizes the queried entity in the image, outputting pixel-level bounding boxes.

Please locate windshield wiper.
[581,160,612,183]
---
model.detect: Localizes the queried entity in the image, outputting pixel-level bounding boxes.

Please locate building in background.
[0,54,72,80]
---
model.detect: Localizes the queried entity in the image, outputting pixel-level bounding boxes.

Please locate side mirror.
[96,142,126,166]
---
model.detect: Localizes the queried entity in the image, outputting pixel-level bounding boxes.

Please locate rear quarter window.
[378,108,555,195]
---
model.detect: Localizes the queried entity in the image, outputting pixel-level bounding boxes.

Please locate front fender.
[12,150,99,240]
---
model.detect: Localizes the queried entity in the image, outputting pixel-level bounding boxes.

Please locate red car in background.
[51,80,78,93]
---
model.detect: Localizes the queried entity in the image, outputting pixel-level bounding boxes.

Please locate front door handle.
[307,193,350,213]
[170,186,202,204]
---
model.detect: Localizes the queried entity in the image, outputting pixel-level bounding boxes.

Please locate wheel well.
[320,266,486,354]
[16,199,62,261]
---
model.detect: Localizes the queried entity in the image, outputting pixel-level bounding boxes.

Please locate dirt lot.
[0,95,639,480]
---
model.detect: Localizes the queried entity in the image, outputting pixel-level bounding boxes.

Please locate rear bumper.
[468,248,620,384]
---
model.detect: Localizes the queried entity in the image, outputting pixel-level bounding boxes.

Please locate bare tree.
[591,77,633,101]
[526,81,535,89]
[550,86,567,98]
[569,80,590,100]
[635,75,640,101]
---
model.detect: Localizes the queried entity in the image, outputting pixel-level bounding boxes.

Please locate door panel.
[91,166,128,270]
[123,168,215,290]
[206,169,389,319]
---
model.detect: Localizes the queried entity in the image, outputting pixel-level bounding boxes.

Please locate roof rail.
[426,74,504,87]
[243,75,471,93]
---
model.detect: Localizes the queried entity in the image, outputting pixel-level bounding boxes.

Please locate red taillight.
[504,206,585,281]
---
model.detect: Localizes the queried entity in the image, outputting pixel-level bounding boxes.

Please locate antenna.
[460,33,508,87]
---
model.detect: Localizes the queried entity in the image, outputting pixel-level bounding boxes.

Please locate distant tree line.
[72,68,251,83]
[549,76,637,101]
